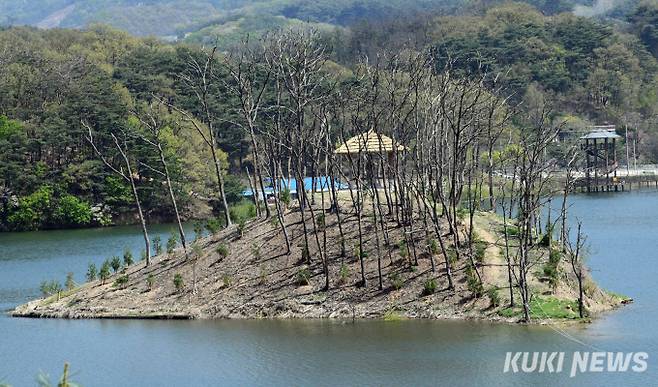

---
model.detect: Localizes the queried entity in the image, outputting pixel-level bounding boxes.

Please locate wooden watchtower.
[580,126,622,192]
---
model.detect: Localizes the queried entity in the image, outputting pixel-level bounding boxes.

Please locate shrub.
[428,239,439,255]
[301,246,311,262]
[487,287,501,308]
[110,256,121,273]
[86,263,97,282]
[251,244,261,259]
[295,267,311,286]
[230,201,257,224]
[216,244,229,259]
[280,189,291,207]
[173,274,184,292]
[316,213,325,228]
[222,274,233,287]
[193,221,204,241]
[474,242,487,264]
[466,265,484,297]
[543,249,561,289]
[113,274,129,288]
[153,236,162,255]
[205,218,223,234]
[123,249,134,266]
[166,233,178,254]
[237,220,246,238]
[422,278,437,296]
[390,273,404,290]
[269,216,280,229]
[397,240,409,258]
[192,243,203,259]
[258,265,268,285]
[147,274,155,291]
[338,264,350,284]
[39,280,62,297]
[99,260,111,284]
[65,272,75,291]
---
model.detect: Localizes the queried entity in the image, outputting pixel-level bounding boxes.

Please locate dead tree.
[175,47,232,226]
[131,102,188,257]
[84,122,151,266]
[567,222,586,319]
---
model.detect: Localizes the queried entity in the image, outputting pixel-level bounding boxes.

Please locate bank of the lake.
[1,191,656,386]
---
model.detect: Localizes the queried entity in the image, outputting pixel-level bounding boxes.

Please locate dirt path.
[473,214,508,289]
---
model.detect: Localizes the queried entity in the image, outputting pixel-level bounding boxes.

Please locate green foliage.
[237,221,246,238]
[222,274,233,287]
[39,280,62,297]
[113,274,129,288]
[397,240,409,258]
[86,263,97,282]
[192,243,203,259]
[147,274,155,291]
[153,236,162,256]
[65,272,75,291]
[428,238,439,255]
[280,189,291,207]
[338,263,350,284]
[99,260,111,284]
[223,175,247,204]
[230,200,257,224]
[295,267,311,286]
[316,212,326,228]
[487,287,501,308]
[422,278,438,296]
[251,244,261,259]
[123,249,134,266]
[110,256,122,273]
[543,249,562,289]
[465,264,484,297]
[216,243,229,259]
[205,218,223,234]
[499,297,582,319]
[166,233,178,254]
[474,241,487,264]
[193,221,204,241]
[173,273,184,292]
[390,272,404,290]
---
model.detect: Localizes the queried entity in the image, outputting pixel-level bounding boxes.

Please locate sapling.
[153,236,162,255]
[86,263,97,282]
[110,256,121,273]
[65,272,75,291]
[99,260,111,284]
[166,233,178,254]
[123,249,134,266]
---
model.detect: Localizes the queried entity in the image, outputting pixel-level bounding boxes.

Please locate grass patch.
[498,297,581,320]
[383,309,407,321]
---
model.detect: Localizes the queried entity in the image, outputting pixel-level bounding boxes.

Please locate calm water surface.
[1,192,658,386]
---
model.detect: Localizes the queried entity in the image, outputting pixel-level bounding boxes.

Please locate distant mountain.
[0,0,641,41]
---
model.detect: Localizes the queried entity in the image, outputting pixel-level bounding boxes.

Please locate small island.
[12,199,626,323]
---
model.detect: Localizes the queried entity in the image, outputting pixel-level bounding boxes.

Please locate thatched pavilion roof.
[334,130,406,155]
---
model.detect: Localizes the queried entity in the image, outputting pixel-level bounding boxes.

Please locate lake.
[1,192,657,386]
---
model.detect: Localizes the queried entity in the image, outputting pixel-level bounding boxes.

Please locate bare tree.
[83,122,151,265]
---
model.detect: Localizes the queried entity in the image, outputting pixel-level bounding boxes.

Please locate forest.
[1,1,658,233]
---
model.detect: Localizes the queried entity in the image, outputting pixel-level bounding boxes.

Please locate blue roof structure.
[243,176,349,197]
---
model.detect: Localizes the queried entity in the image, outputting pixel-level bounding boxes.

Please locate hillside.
[0,0,628,39]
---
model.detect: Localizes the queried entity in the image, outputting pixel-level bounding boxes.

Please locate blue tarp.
[243,176,349,197]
